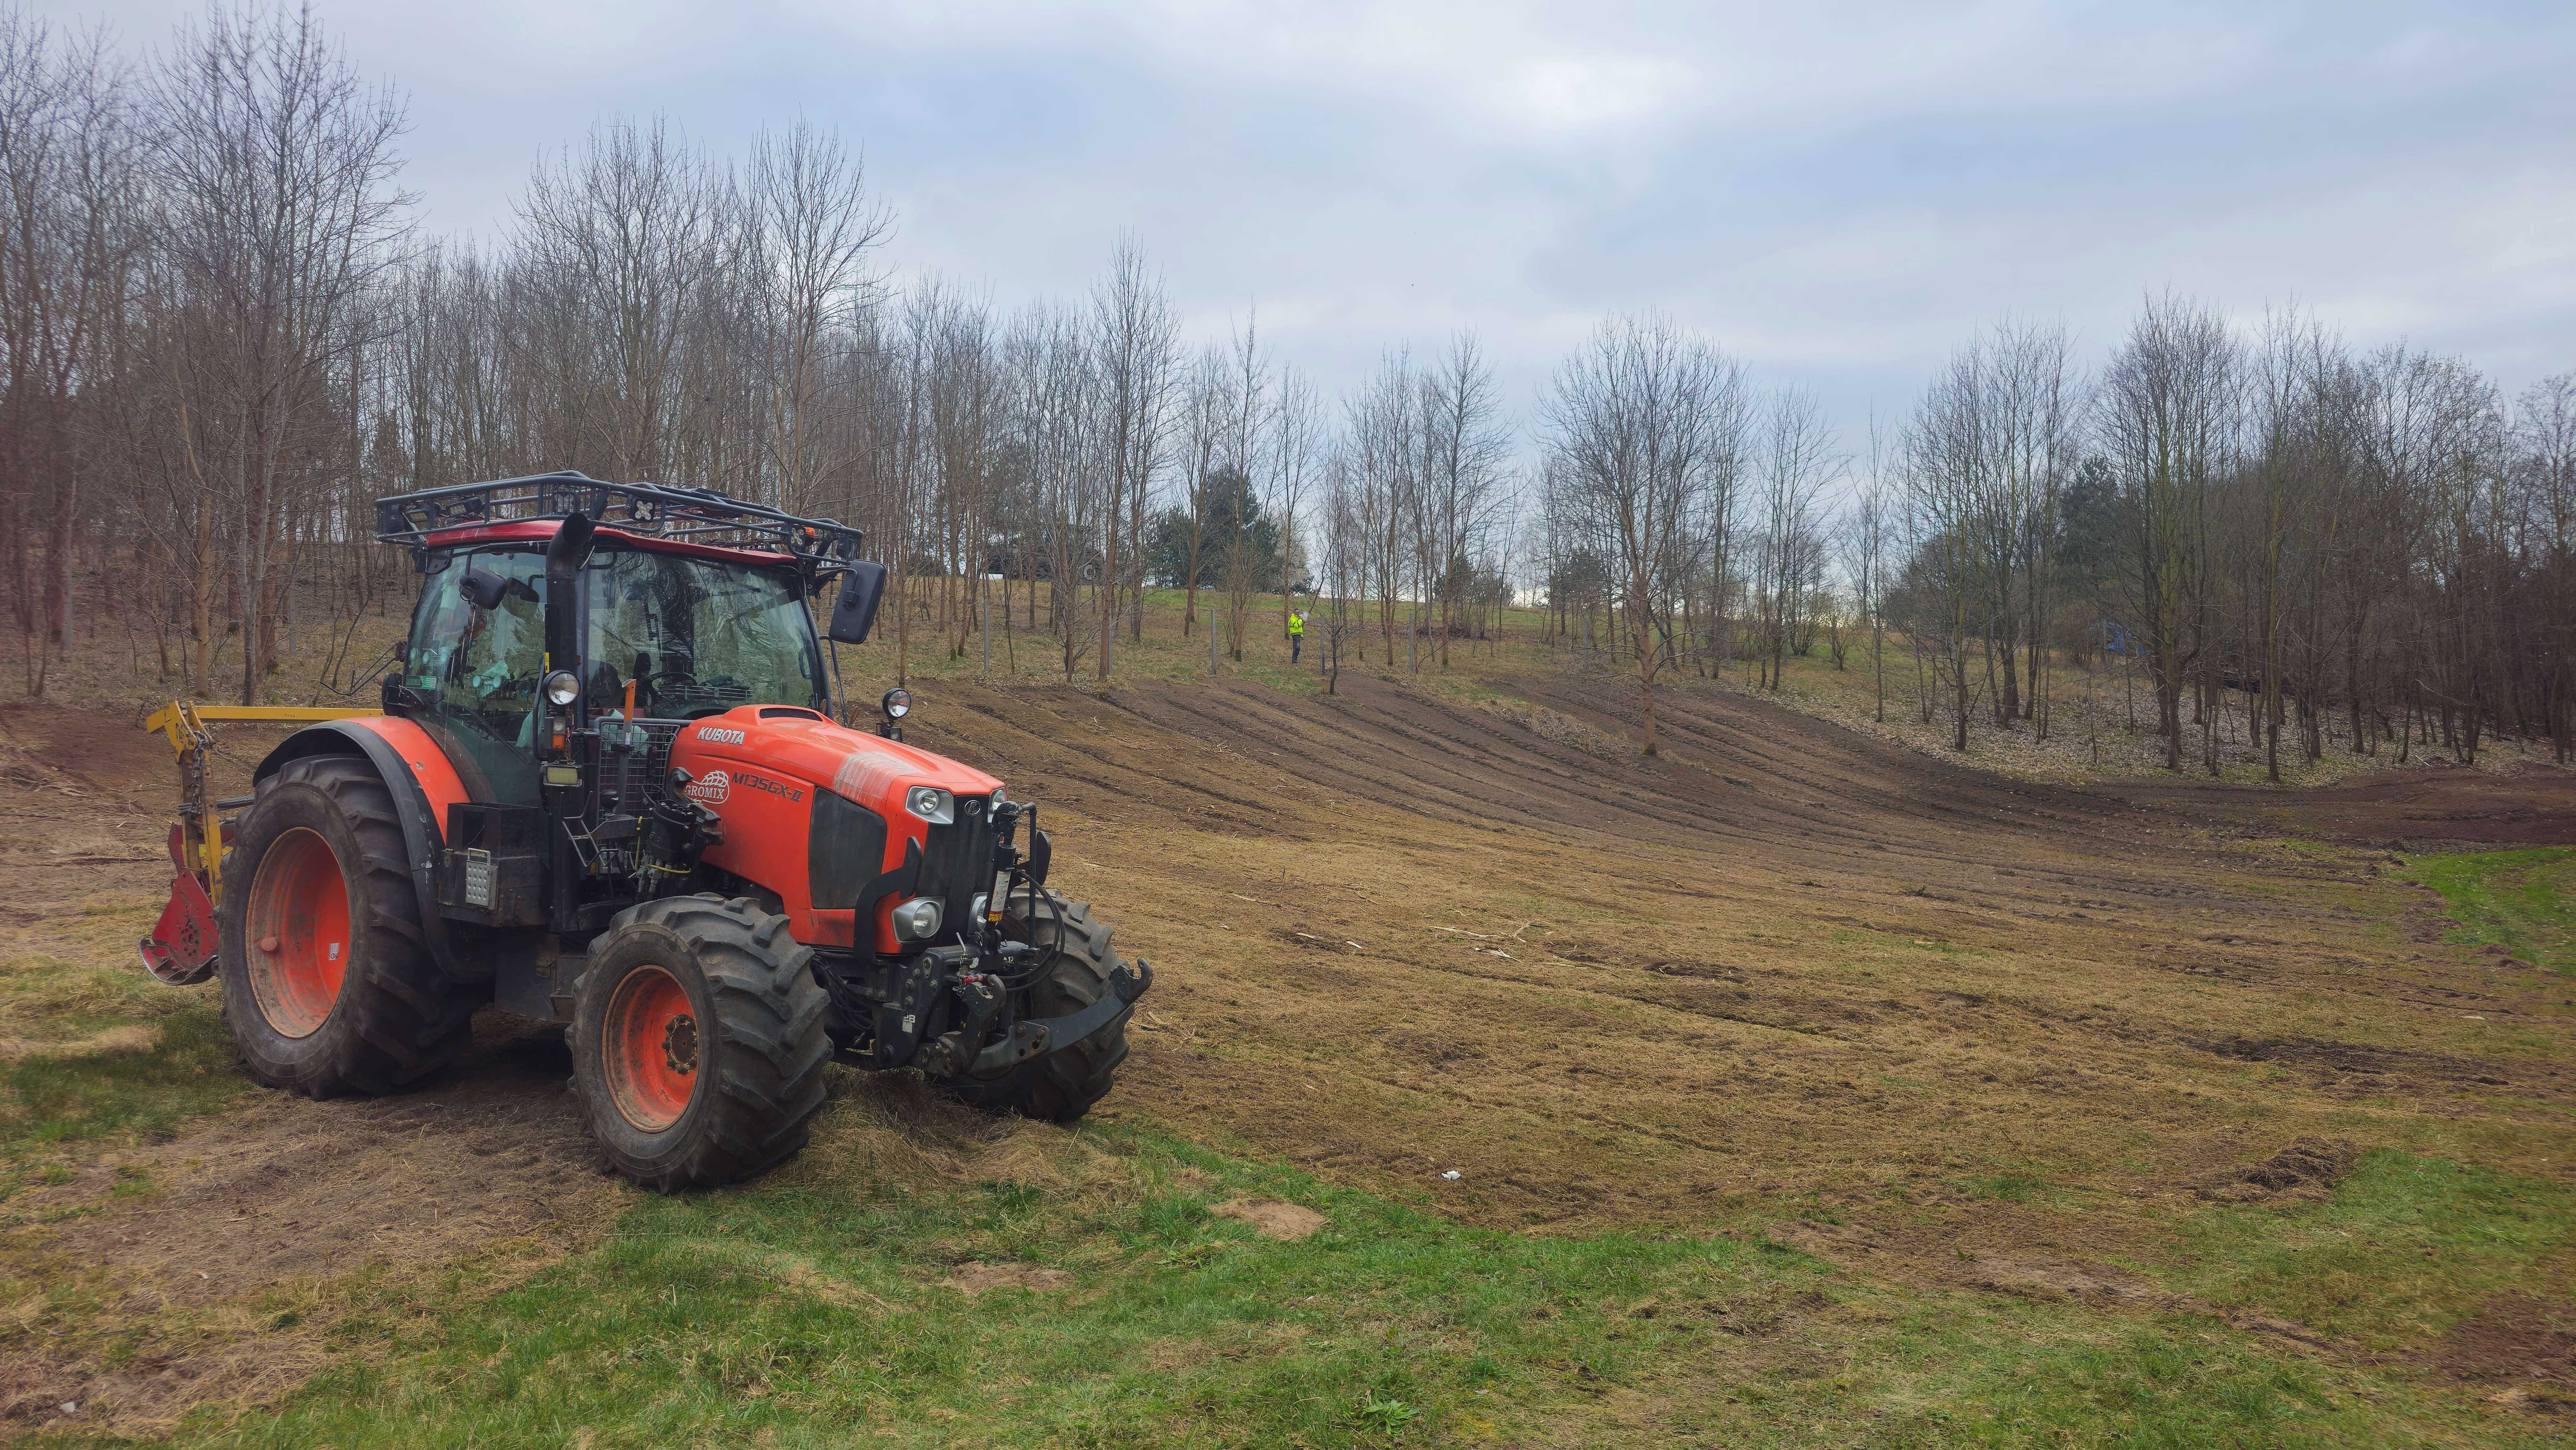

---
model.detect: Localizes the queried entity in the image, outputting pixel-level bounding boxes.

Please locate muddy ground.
[3,672,2571,1434]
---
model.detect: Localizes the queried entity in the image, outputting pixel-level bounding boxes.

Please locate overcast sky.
[36,0,2576,449]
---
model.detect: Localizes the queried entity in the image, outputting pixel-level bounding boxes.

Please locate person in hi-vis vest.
[1287,609,1305,663]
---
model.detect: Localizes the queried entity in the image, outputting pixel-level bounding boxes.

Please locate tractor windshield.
[584,549,826,718]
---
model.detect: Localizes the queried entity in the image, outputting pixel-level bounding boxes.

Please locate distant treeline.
[3,6,2567,773]
[1529,305,2573,771]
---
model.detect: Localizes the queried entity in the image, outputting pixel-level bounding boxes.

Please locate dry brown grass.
[897,669,2574,1256]
[3,616,2573,1438]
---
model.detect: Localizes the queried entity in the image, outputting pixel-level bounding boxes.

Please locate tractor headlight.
[904,785,954,825]
[881,686,911,720]
[890,896,943,941]
[544,670,581,707]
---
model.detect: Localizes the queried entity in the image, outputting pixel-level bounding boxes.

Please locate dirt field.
[3,667,2571,1437]
[917,671,2570,1226]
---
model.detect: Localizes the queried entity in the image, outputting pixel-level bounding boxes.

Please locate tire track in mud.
[1110,676,2331,949]
[912,671,2576,1245]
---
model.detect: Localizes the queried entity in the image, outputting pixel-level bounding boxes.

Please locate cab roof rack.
[374,471,865,568]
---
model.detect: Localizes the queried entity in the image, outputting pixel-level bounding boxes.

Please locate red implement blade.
[140,824,218,986]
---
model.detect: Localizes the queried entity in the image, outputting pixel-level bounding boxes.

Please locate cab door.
[399,549,550,806]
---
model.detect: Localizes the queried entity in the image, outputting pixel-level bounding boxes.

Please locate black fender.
[254,723,464,980]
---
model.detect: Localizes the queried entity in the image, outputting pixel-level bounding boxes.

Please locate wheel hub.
[662,1014,700,1076]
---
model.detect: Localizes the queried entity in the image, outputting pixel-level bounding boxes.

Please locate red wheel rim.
[244,827,352,1039]
[603,964,699,1132]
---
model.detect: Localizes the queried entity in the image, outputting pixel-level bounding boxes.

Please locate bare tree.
[747,117,889,518]
[1269,362,1321,646]
[2096,293,2236,771]
[0,11,138,694]
[149,1,413,702]
[1748,387,1842,690]
[1174,342,1227,640]
[1417,331,1509,669]
[1088,234,1176,676]
[1220,312,1273,662]
[1844,418,1897,722]
[513,116,719,485]
[1540,314,1738,755]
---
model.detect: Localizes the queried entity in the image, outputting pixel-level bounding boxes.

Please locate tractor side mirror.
[829,561,888,644]
[546,510,598,580]
[460,570,538,611]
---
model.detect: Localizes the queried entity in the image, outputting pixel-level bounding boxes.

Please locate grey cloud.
[36,0,2574,434]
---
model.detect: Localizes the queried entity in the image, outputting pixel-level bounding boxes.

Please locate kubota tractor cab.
[141,472,1147,1190]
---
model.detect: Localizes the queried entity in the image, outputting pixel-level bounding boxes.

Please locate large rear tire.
[218,755,480,1097]
[569,895,831,1192]
[940,886,1133,1123]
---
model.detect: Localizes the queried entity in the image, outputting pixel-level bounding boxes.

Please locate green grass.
[0,927,244,1205]
[161,1129,1791,1447]
[6,1125,2533,1449]
[2168,1151,2576,1355]
[2410,847,2576,976]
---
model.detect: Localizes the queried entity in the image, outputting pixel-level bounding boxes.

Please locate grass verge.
[7,1114,2546,1449]
[0,893,243,1205]
[2412,848,2576,977]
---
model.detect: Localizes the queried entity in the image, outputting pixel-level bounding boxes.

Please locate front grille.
[918,795,996,939]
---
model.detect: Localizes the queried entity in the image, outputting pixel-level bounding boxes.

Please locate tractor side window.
[586,550,825,719]
[404,548,547,804]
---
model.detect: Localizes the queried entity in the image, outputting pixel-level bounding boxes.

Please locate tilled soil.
[25,1019,604,1305]
[0,1021,622,1435]
[911,668,2572,1257]
[5,669,2573,1431]
[0,706,628,1436]
[2103,758,2576,848]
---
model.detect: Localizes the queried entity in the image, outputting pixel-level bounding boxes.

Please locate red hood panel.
[666,707,1002,805]
[666,705,1003,953]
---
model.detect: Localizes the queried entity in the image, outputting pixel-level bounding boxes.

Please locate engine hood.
[665,705,1002,810]
[663,704,1002,954]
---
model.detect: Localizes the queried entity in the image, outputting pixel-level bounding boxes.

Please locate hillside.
[1,640,2571,1445]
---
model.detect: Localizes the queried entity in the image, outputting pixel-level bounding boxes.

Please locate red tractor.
[140,473,1147,1189]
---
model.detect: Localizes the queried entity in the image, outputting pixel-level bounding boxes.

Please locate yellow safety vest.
[1287,615,1304,636]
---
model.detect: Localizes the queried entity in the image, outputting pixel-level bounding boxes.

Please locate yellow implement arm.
[145,702,378,910]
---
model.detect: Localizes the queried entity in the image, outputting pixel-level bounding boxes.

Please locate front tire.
[939,887,1134,1123]
[569,895,831,1192]
[218,755,480,1097]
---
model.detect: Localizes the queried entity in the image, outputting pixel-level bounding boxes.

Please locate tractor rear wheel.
[940,886,1133,1123]
[569,895,831,1192]
[218,755,479,1097]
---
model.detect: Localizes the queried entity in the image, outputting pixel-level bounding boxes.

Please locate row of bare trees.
[1532,297,2575,774]
[1528,316,1852,753]
[1316,337,1515,683]
[1858,298,2576,774]
[8,5,2572,774]
[0,3,1511,704]
[0,4,409,700]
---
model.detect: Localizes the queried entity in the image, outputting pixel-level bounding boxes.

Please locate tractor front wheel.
[938,887,1134,1123]
[569,895,831,1191]
[218,755,479,1097]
